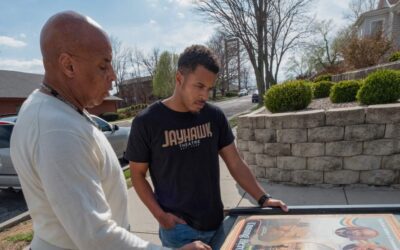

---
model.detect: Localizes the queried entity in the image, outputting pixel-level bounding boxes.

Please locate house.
[0,70,122,116]
[117,76,155,107]
[355,0,400,49]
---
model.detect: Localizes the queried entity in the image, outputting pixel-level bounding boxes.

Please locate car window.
[0,124,14,148]
[92,116,112,132]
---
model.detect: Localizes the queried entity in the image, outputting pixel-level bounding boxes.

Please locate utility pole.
[224,39,229,93]
[237,38,240,91]
[225,37,241,93]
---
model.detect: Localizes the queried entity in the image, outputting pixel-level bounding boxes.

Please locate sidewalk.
[127,156,400,245]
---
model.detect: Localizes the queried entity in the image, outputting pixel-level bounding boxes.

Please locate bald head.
[40,11,110,69]
[39,11,115,110]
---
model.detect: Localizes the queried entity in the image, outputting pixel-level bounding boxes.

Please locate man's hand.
[178,241,211,250]
[158,212,186,229]
[264,198,289,212]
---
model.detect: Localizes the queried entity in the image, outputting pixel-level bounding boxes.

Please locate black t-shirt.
[125,101,235,231]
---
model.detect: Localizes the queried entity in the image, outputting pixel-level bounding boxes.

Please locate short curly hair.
[178,44,220,74]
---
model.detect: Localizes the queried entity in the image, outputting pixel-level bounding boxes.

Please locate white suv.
[238,89,248,97]
[0,121,19,189]
[0,115,130,190]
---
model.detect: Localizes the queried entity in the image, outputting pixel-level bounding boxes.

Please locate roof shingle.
[0,70,121,101]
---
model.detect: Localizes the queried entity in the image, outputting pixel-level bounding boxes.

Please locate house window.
[370,20,384,35]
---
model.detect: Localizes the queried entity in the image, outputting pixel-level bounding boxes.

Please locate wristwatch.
[257,193,271,207]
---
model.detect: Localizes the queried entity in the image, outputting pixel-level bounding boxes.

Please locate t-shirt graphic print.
[162,122,213,150]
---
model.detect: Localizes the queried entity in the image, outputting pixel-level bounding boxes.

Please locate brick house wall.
[0,98,24,115]
[0,70,121,116]
[87,100,118,116]
[118,76,155,108]
[0,97,120,116]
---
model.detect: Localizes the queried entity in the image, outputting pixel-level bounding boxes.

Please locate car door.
[91,116,124,158]
[0,123,17,175]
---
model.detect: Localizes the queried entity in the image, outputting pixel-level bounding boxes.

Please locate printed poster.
[221,214,400,250]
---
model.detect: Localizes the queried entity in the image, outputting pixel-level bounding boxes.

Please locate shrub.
[99,112,119,122]
[329,80,361,103]
[312,81,334,99]
[264,80,312,113]
[339,31,391,69]
[357,69,400,105]
[389,51,400,62]
[225,91,238,97]
[118,113,127,120]
[314,74,332,82]
[117,104,149,118]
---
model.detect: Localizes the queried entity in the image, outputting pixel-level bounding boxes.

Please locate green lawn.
[5,232,33,243]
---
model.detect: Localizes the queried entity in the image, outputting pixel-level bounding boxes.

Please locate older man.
[10,11,209,250]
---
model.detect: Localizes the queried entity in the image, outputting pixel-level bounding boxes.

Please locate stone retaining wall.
[332,61,400,82]
[237,105,400,186]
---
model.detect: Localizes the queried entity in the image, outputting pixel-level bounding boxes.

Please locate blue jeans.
[159,223,216,248]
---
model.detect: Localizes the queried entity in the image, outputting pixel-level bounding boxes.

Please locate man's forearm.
[131,175,165,220]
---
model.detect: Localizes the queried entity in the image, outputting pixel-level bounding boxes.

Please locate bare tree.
[266,0,314,87]
[138,48,160,78]
[339,30,392,69]
[305,20,342,74]
[284,53,314,80]
[345,0,379,22]
[207,30,227,98]
[120,47,161,104]
[197,0,268,101]
[111,36,131,94]
[197,0,313,103]
[241,66,251,89]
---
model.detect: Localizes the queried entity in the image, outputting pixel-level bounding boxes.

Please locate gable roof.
[378,0,400,8]
[356,0,400,28]
[121,76,152,86]
[0,70,43,98]
[0,70,121,101]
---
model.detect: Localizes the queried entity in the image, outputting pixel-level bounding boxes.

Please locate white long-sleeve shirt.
[10,90,166,250]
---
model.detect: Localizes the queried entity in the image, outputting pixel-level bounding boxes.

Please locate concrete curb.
[0,211,30,231]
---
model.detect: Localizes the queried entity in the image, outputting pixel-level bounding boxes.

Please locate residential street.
[115,95,256,128]
[0,190,27,224]
[211,95,256,119]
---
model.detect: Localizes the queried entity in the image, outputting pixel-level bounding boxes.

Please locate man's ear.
[176,70,184,87]
[59,53,75,78]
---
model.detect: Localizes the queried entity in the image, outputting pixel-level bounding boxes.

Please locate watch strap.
[257,193,271,207]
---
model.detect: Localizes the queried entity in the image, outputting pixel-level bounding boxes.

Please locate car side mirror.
[113,124,119,131]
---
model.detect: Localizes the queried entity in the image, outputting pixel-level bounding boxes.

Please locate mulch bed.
[261,97,364,114]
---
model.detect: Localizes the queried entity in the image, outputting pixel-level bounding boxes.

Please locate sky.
[0,0,355,78]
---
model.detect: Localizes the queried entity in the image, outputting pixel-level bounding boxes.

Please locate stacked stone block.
[237,104,400,186]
